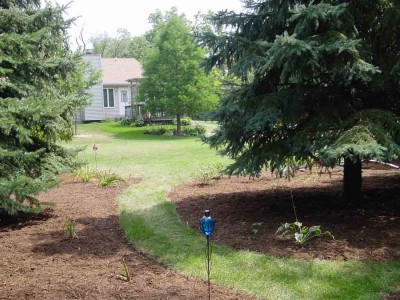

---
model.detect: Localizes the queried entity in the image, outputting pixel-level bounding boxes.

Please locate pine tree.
[138,12,218,134]
[199,0,400,203]
[0,1,97,215]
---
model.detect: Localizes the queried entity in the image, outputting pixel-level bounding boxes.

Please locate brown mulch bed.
[0,175,254,300]
[170,165,400,261]
[170,164,400,299]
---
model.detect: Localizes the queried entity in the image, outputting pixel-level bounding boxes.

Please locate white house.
[79,54,142,122]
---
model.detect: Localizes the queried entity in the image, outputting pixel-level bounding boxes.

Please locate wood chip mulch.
[0,175,255,300]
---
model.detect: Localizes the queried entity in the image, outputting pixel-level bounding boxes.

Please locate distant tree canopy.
[90,29,151,62]
[0,0,39,9]
[138,11,219,134]
[199,0,400,203]
[0,1,98,215]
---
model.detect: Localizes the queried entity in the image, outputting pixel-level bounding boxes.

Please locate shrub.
[182,125,206,136]
[196,163,226,185]
[163,130,174,137]
[211,162,225,179]
[103,117,114,123]
[133,116,145,127]
[181,117,191,126]
[143,127,168,135]
[142,125,206,137]
[120,117,133,126]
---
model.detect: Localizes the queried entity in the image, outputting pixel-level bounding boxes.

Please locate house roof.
[101,58,142,86]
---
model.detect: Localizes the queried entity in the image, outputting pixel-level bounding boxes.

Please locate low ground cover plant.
[64,220,77,239]
[73,166,125,187]
[121,258,131,282]
[276,221,334,245]
[94,170,125,187]
[276,191,334,245]
[73,165,94,183]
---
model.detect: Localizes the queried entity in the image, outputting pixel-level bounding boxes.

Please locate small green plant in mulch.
[94,170,125,187]
[121,258,131,282]
[196,163,226,185]
[73,165,94,183]
[276,221,334,245]
[251,222,263,235]
[64,220,77,239]
[276,191,334,245]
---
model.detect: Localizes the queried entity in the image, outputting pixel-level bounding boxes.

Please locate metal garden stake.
[199,209,215,300]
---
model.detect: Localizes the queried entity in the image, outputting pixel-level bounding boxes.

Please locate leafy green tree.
[0,1,97,215]
[138,12,218,134]
[200,0,400,203]
[90,29,151,62]
[90,32,112,57]
[127,36,152,62]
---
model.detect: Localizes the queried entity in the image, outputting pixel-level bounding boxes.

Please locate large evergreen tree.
[138,12,218,134]
[0,1,97,215]
[200,0,400,203]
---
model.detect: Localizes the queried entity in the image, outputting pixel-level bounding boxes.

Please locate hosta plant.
[276,191,334,245]
[276,221,334,245]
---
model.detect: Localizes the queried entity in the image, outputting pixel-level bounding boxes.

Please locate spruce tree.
[0,1,96,215]
[199,0,400,203]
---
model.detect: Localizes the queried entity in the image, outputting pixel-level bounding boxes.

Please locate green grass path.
[70,122,400,300]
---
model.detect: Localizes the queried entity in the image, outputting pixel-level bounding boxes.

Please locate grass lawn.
[68,122,400,300]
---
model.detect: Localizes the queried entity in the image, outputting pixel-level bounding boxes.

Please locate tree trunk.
[176,114,182,135]
[343,158,362,205]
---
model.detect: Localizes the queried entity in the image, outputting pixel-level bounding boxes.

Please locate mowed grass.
[69,122,400,300]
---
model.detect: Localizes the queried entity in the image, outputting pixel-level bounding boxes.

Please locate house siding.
[104,86,124,119]
[83,54,105,121]
[83,55,142,121]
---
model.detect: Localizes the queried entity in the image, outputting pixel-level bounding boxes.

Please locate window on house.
[103,88,114,108]
[121,90,128,103]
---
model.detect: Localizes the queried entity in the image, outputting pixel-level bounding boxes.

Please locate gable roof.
[101,58,142,86]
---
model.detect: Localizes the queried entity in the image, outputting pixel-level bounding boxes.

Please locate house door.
[119,89,130,116]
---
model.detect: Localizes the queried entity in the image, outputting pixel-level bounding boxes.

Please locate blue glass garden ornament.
[199,210,215,237]
[199,210,215,300]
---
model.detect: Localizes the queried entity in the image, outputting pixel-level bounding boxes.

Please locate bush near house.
[143,124,206,137]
